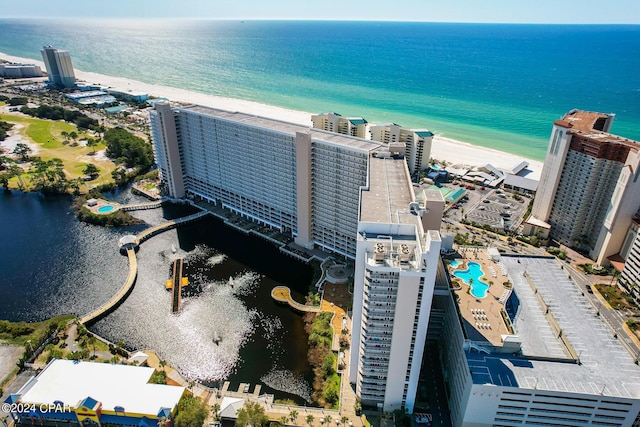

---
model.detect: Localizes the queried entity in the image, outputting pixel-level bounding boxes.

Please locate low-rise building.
[4,359,185,427]
[0,62,43,78]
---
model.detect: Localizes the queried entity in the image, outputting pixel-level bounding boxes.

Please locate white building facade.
[0,63,42,78]
[150,103,376,258]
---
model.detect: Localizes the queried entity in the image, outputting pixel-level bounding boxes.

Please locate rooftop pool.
[453,261,490,299]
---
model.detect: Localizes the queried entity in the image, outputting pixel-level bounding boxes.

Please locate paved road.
[564,263,640,362]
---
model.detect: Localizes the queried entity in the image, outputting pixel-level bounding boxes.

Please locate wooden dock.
[166,258,189,313]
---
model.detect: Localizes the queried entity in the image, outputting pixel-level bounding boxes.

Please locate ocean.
[1,19,639,161]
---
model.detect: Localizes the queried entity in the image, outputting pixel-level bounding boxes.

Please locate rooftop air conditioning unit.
[399,244,412,262]
[374,243,386,261]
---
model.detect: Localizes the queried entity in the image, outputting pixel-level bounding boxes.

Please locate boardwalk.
[80,248,137,325]
[120,200,163,211]
[134,210,209,245]
[271,286,321,313]
[84,209,208,325]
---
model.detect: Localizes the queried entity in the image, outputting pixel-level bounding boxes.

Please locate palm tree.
[279,416,289,427]
[324,415,332,426]
[211,403,220,421]
[340,417,349,427]
[289,410,299,424]
[306,415,314,426]
[159,359,167,372]
[87,335,97,359]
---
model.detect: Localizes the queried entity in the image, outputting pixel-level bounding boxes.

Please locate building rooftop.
[359,155,420,228]
[466,256,640,399]
[503,174,539,192]
[562,110,639,148]
[183,105,380,152]
[18,360,185,415]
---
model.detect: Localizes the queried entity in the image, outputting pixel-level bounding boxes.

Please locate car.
[483,199,490,203]
[451,205,459,209]
[479,206,485,210]
[500,212,511,218]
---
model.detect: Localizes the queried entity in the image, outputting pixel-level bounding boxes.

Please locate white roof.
[127,351,149,365]
[18,360,184,416]
[218,397,244,419]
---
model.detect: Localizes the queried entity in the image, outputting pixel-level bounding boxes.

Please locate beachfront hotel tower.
[40,45,76,88]
[150,101,443,412]
[524,110,640,266]
[369,123,433,175]
[311,112,368,139]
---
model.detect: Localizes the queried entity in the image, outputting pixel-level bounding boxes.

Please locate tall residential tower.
[40,45,76,88]
[524,110,640,266]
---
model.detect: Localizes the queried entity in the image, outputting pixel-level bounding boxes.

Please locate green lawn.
[0,113,116,190]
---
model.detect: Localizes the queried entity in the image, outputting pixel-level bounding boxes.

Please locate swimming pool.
[453,262,490,299]
[449,259,462,268]
[98,205,115,213]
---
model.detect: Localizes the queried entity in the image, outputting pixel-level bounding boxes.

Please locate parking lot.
[461,189,530,231]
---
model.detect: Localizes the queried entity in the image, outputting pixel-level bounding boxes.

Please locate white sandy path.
[0,123,40,156]
[1,52,543,179]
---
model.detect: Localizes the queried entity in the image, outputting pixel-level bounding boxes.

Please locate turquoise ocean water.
[1,19,639,161]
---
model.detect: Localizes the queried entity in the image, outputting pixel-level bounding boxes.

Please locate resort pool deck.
[84,199,122,215]
[448,248,512,345]
[453,262,490,299]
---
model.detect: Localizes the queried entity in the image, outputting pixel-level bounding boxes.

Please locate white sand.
[0,122,40,156]
[1,52,543,179]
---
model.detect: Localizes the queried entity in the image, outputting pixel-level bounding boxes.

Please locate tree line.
[20,105,99,130]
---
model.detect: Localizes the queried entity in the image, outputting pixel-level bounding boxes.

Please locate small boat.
[171,244,177,253]
[213,332,221,345]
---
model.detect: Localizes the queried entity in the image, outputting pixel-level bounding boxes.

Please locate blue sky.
[3,0,640,23]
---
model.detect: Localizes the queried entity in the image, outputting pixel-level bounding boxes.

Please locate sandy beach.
[1,52,543,179]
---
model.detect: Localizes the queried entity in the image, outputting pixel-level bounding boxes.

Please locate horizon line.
[2,17,640,25]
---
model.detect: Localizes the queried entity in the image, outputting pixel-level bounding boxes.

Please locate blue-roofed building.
[4,359,185,427]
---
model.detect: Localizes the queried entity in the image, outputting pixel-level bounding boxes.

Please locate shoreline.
[0,52,543,180]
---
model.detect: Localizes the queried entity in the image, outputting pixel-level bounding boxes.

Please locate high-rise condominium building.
[369,123,433,174]
[350,162,442,412]
[525,110,640,266]
[619,211,640,305]
[311,112,368,139]
[150,102,443,412]
[40,45,76,88]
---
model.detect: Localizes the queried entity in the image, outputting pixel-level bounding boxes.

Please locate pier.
[271,286,321,313]
[166,258,188,313]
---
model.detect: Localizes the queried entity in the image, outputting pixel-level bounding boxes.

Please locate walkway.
[83,209,208,325]
[79,247,137,325]
[271,286,321,313]
[120,200,163,211]
[133,210,209,245]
